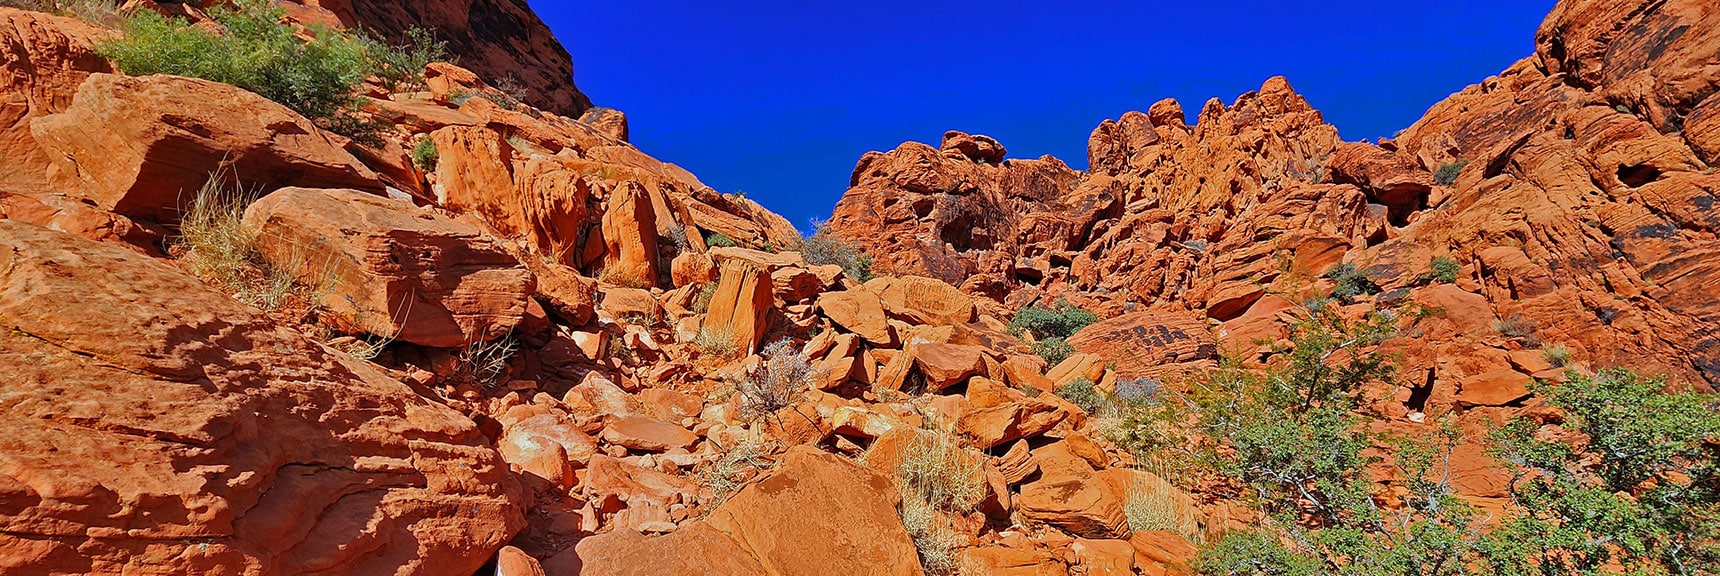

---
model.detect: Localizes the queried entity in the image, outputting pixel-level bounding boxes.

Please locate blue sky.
[532,1,1556,231]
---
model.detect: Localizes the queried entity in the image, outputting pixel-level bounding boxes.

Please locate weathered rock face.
[0,220,523,575]
[30,73,382,222]
[0,9,111,193]
[243,187,534,347]
[826,0,1720,391]
[304,0,594,118]
[704,446,923,576]
[703,260,774,354]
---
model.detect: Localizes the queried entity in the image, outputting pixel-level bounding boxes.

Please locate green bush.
[1420,255,1460,284]
[1010,300,1098,340]
[1033,337,1075,367]
[410,137,438,171]
[800,219,873,282]
[1055,378,1103,414]
[704,231,737,248]
[366,26,447,92]
[96,0,442,141]
[1324,262,1380,304]
[1433,160,1466,186]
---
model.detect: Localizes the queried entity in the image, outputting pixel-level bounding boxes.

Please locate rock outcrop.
[243,187,534,347]
[31,73,382,222]
[0,220,523,575]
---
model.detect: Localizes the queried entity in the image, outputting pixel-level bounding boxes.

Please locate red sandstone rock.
[30,74,381,222]
[705,446,923,576]
[703,260,774,354]
[0,9,110,192]
[600,415,698,453]
[817,289,894,345]
[0,220,522,575]
[243,187,534,347]
[549,522,766,576]
[601,182,661,288]
[1066,311,1217,378]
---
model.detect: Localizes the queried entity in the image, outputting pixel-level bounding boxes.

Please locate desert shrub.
[1420,255,1460,284]
[410,137,438,171]
[704,231,737,248]
[692,325,741,360]
[1493,314,1539,345]
[1540,342,1573,368]
[1056,377,1103,414]
[97,0,441,140]
[456,333,517,388]
[800,219,873,282]
[1433,160,1466,186]
[1124,470,1202,543]
[1010,300,1098,364]
[1033,336,1076,367]
[882,429,986,576]
[663,224,689,254]
[695,432,773,507]
[1183,239,1209,253]
[736,339,813,420]
[175,174,324,310]
[2,0,121,25]
[1324,262,1380,304]
[364,26,446,92]
[1112,377,1161,406]
[1484,369,1720,575]
[692,282,719,314]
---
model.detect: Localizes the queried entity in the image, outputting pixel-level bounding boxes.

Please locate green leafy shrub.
[1056,377,1103,414]
[1420,255,1460,284]
[1433,160,1466,186]
[800,219,873,282]
[1324,262,1381,304]
[96,0,441,141]
[365,26,447,92]
[704,231,737,248]
[1010,300,1097,365]
[410,138,438,171]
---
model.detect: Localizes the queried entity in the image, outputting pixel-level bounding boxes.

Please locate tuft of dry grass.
[1540,342,1573,368]
[695,432,775,508]
[457,332,518,388]
[875,428,985,575]
[1125,459,1204,544]
[735,339,813,420]
[693,325,742,360]
[175,174,331,312]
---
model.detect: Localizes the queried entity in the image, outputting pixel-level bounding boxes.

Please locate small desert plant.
[695,432,774,507]
[457,333,518,388]
[801,219,874,281]
[736,339,815,420]
[364,26,447,92]
[1056,377,1104,414]
[1493,314,1539,344]
[1182,239,1209,253]
[335,333,396,362]
[2,0,122,25]
[177,177,260,287]
[1324,262,1380,304]
[693,325,742,360]
[1033,337,1076,367]
[1124,477,1182,534]
[1009,300,1099,340]
[883,429,986,576]
[1433,160,1466,186]
[692,282,718,314]
[1540,342,1573,368]
[410,137,438,171]
[704,231,738,248]
[1420,255,1461,284]
[663,224,689,254]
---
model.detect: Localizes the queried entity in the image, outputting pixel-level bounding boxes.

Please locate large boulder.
[0,220,523,575]
[1066,311,1217,378]
[703,260,774,354]
[705,446,923,576]
[0,8,111,192]
[243,187,534,347]
[29,74,381,222]
[547,522,766,576]
[600,182,661,288]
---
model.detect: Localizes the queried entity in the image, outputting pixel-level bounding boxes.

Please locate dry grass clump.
[1125,460,1204,544]
[694,432,774,508]
[175,175,327,311]
[736,339,814,420]
[1540,342,1573,368]
[0,0,123,26]
[878,429,986,576]
[456,332,518,388]
[693,325,742,360]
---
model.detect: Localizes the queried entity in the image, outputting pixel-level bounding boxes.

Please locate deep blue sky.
[532,1,1556,231]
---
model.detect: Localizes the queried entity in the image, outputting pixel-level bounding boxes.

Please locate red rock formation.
[299,0,594,117]
[244,187,534,348]
[0,220,522,575]
[0,9,111,193]
[31,73,383,222]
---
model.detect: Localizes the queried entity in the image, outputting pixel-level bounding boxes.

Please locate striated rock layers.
[0,220,524,575]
